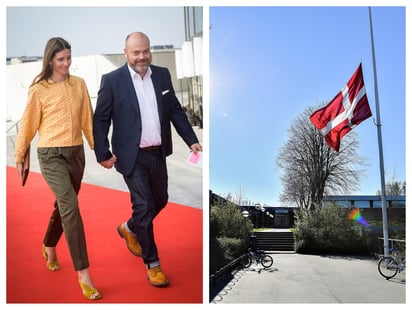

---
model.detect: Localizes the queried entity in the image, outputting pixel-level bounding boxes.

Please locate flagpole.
[368,7,389,256]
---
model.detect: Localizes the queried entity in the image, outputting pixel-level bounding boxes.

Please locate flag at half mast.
[309,63,372,152]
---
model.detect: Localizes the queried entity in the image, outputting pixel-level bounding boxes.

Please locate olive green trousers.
[37,145,89,271]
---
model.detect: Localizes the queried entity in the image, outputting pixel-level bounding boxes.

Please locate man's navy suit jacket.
[93,64,199,176]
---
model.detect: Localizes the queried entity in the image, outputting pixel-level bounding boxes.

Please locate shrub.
[210,237,247,274]
[294,204,371,255]
[210,200,253,274]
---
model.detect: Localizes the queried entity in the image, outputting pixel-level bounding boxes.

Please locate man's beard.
[133,62,149,75]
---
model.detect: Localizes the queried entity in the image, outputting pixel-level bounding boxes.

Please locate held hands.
[99,155,117,169]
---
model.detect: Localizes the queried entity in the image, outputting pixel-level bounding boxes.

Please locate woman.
[14,37,101,300]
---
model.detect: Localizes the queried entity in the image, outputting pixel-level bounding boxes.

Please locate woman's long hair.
[31,37,71,86]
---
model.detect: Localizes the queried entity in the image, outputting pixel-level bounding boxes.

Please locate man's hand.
[99,155,117,169]
[190,143,203,154]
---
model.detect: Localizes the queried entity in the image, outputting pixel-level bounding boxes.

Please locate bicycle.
[377,248,406,280]
[242,249,273,269]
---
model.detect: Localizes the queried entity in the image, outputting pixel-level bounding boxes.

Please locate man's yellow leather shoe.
[147,266,169,287]
[117,224,142,256]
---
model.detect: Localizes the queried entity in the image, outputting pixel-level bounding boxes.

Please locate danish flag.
[309,63,372,152]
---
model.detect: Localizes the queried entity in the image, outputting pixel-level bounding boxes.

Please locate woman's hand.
[16,162,24,180]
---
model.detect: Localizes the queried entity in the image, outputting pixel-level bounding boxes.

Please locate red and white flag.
[309,63,372,152]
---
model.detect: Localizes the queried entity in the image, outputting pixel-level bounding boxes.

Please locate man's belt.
[139,145,161,151]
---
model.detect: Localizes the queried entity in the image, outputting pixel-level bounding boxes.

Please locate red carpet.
[6,166,202,303]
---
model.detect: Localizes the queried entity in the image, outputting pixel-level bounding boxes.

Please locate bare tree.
[376,169,406,196]
[233,186,246,205]
[276,106,368,209]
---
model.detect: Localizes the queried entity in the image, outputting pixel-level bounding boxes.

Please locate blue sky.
[209,6,406,207]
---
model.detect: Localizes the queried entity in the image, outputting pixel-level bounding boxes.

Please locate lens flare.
[348,208,369,227]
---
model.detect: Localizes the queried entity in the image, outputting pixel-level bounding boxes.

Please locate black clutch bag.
[22,145,30,186]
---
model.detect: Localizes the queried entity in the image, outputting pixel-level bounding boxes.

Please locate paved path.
[211,253,405,303]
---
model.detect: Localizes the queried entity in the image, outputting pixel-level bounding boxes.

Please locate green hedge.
[210,200,253,274]
[210,237,247,274]
[294,204,371,255]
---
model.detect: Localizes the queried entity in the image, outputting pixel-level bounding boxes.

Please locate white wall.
[6,54,119,122]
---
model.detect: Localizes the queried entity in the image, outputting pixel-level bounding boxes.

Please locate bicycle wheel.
[378,256,399,279]
[242,255,252,268]
[261,254,273,268]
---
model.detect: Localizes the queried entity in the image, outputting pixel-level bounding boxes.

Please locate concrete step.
[253,231,295,251]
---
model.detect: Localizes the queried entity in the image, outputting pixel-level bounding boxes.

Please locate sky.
[6,6,189,57]
[209,6,406,207]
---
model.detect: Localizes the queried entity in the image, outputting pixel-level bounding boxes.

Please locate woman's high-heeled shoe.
[42,244,60,271]
[79,280,102,300]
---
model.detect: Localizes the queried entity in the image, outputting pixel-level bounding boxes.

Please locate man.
[93,32,202,287]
